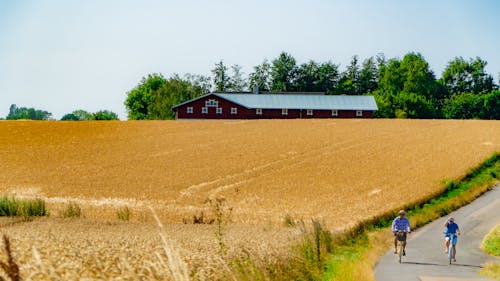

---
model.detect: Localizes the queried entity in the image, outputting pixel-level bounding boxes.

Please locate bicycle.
[447,233,458,264]
[396,231,407,263]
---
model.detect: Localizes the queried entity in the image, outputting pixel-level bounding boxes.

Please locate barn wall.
[174,94,374,119]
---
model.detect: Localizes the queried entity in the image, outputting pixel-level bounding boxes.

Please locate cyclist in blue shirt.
[444,217,461,261]
[391,210,411,255]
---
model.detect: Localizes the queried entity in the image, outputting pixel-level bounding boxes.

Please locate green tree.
[293,60,340,93]
[358,57,379,95]
[7,104,52,120]
[374,53,441,118]
[183,73,212,95]
[442,92,485,119]
[483,90,500,119]
[336,55,360,95]
[61,109,94,121]
[93,110,119,120]
[227,64,247,92]
[148,75,206,119]
[271,52,297,92]
[294,60,320,92]
[124,73,167,120]
[212,60,230,92]
[316,61,340,94]
[441,57,496,96]
[249,60,271,91]
[73,109,94,120]
[61,113,79,120]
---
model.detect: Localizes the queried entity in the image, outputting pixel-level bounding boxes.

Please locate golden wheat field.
[0,119,499,280]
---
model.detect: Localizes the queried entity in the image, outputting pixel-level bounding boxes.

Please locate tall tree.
[294,60,319,92]
[212,60,230,92]
[336,55,360,95]
[227,64,247,92]
[270,52,297,92]
[249,60,271,91]
[183,73,212,95]
[358,57,379,95]
[316,62,340,94]
[441,57,496,96]
[374,53,439,118]
[148,75,206,120]
[124,73,167,120]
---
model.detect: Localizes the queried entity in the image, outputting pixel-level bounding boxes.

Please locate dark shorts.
[394,232,407,241]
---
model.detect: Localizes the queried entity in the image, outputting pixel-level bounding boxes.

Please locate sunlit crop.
[0,119,498,279]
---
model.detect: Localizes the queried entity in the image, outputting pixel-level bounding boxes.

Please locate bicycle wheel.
[448,244,454,264]
[398,242,403,263]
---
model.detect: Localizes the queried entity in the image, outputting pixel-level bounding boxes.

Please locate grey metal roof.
[215,93,378,110]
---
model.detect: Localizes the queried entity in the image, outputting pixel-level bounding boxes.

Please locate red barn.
[172,92,378,119]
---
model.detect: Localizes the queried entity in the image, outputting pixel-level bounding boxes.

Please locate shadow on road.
[402,261,482,268]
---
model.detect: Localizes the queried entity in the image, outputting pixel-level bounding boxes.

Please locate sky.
[1,0,499,120]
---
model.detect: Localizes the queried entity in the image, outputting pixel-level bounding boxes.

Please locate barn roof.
[172,93,378,111]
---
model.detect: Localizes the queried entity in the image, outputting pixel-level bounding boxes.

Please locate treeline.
[3,104,119,121]
[61,109,118,121]
[6,104,52,120]
[125,51,500,120]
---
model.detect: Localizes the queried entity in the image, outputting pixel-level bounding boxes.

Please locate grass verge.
[480,223,500,280]
[322,152,500,281]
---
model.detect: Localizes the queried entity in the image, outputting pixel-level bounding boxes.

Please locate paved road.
[375,185,500,281]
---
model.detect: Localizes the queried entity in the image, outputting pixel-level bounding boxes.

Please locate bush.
[0,196,47,217]
[61,202,82,218]
[117,206,131,221]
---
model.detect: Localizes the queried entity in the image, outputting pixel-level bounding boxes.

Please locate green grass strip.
[323,153,500,281]
[479,224,500,280]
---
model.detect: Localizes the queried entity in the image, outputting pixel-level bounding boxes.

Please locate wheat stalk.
[150,207,190,281]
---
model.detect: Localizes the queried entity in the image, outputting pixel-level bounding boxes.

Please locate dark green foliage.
[442,92,485,119]
[0,196,47,217]
[6,104,52,120]
[483,90,500,119]
[148,75,207,119]
[60,109,94,121]
[124,73,167,120]
[271,52,298,92]
[441,57,496,96]
[61,109,118,121]
[61,113,79,121]
[212,60,231,92]
[125,73,207,120]
[248,59,272,91]
[93,110,119,120]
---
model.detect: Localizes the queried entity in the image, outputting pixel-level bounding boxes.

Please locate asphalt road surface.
[375,185,500,281]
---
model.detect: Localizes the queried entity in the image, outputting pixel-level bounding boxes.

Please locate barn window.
[282,109,288,115]
[356,110,363,117]
[216,107,222,114]
[187,107,193,114]
[331,110,338,116]
[256,108,262,115]
[205,99,218,107]
[202,107,208,114]
[231,107,237,114]
[307,109,313,116]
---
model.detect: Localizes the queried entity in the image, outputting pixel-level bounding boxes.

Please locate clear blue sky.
[1,0,499,119]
